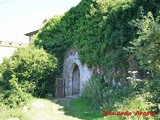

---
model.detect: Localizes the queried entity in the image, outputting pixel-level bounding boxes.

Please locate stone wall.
[63,48,92,96]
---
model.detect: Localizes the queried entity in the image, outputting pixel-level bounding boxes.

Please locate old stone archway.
[72,64,80,95]
[63,48,92,96]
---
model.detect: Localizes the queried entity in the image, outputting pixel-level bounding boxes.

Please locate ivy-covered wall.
[34,0,160,80]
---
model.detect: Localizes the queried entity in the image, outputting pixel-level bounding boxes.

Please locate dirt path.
[25,98,80,120]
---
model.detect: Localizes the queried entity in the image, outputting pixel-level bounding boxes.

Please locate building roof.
[24,19,47,36]
[24,29,39,36]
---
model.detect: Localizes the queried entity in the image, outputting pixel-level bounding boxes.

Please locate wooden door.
[55,78,64,98]
[72,65,80,95]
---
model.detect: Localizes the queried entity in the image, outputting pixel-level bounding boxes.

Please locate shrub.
[0,45,57,107]
[130,12,160,78]
[81,75,159,119]
[106,94,156,120]
[80,75,135,109]
[0,75,32,108]
[143,79,160,114]
[80,76,105,109]
[0,103,28,120]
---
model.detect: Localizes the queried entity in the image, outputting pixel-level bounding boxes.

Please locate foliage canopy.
[0,46,57,107]
[34,0,160,79]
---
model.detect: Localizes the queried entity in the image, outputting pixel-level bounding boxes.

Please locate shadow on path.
[53,98,102,120]
[26,98,80,120]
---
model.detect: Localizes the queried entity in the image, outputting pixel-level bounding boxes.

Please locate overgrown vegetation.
[0,103,29,120]
[0,0,160,119]
[36,0,159,82]
[33,0,160,119]
[34,0,160,79]
[60,98,102,120]
[130,12,160,78]
[0,45,57,119]
[81,74,160,119]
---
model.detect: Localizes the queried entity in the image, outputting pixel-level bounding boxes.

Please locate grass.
[56,98,103,120]
[56,97,160,120]
[0,97,159,120]
[0,96,108,120]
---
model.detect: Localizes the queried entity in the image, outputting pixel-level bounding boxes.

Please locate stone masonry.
[63,48,92,96]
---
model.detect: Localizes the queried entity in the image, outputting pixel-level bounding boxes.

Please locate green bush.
[0,45,57,107]
[0,103,28,120]
[101,94,156,120]
[80,76,105,109]
[143,79,160,115]
[80,74,136,109]
[130,12,160,78]
[81,75,160,119]
[0,75,32,108]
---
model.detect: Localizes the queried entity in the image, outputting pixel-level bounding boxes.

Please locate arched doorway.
[72,64,80,95]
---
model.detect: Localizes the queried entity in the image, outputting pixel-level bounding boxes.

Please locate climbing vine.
[34,0,160,80]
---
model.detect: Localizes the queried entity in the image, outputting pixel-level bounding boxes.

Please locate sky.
[0,0,81,43]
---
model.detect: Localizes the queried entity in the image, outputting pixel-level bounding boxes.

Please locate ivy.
[34,0,160,80]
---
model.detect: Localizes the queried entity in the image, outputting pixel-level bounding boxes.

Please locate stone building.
[24,29,39,43]
[25,19,47,43]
